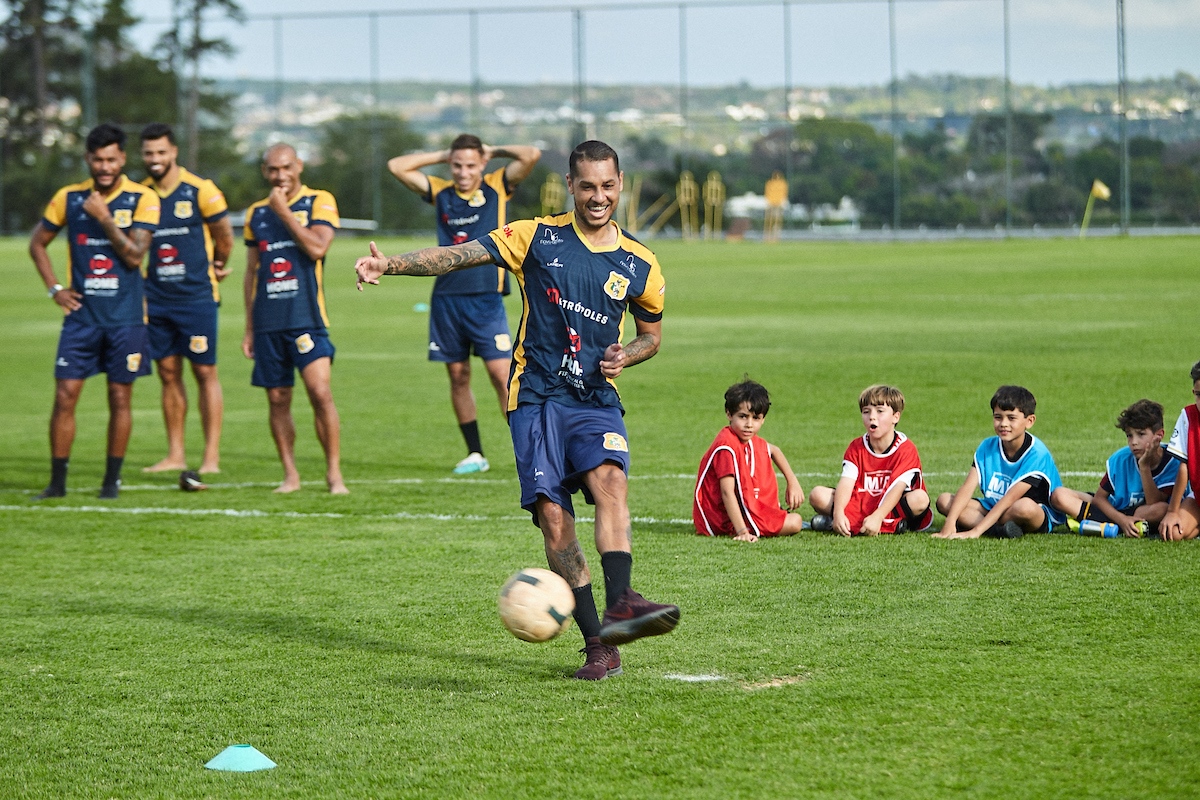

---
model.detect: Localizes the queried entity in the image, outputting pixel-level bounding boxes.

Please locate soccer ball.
[498,568,575,642]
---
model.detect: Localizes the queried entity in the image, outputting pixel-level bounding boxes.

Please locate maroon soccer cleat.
[598,588,680,646]
[574,637,621,680]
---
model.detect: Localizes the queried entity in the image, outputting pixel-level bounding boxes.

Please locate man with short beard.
[30,122,161,500]
[356,140,678,680]
[139,122,234,478]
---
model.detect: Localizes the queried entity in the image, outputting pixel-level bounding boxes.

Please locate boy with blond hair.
[693,379,805,542]
[809,384,932,536]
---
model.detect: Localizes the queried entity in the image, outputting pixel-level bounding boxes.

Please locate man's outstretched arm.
[355,240,494,290]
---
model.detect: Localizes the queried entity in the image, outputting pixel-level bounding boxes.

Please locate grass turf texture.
[1,234,1198,798]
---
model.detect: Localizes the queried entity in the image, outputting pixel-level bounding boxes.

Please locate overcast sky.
[126,0,1199,88]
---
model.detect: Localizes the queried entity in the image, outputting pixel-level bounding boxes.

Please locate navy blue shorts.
[251,329,335,388]
[54,315,152,383]
[509,401,631,523]
[147,301,218,364]
[428,293,512,364]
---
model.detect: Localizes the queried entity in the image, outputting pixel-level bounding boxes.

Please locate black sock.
[49,457,69,491]
[572,585,601,639]
[601,551,633,609]
[1076,502,1091,523]
[102,455,124,488]
[459,421,483,456]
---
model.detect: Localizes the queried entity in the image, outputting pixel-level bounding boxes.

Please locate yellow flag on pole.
[1091,179,1112,201]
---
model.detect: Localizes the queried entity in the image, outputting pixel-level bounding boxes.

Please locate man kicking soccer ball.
[355,140,680,680]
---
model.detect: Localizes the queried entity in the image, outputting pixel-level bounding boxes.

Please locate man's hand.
[268,185,292,219]
[241,331,254,360]
[355,241,389,291]
[52,286,83,314]
[82,191,112,223]
[213,261,231,281]
[599,342,626,379]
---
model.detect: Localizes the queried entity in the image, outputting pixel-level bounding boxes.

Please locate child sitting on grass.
[693,379,805,542]
[1051,399,1179,538]
[934,385,1065,539]
[808,384,933,536]
[1158,360,1200,541]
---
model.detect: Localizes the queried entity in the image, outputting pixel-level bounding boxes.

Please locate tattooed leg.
[536,497,591,588]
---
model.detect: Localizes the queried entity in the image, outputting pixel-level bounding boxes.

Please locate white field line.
[0,504,694,526]
[35,470,1104,494]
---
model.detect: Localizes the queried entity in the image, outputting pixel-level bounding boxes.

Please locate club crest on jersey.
[295,333,315,354]
[603,433,629,452]
[604,271,630,301]
[174,200,194,219]
[189,336,209,354]
[113,209,133,228]
[468,189,485,208]
[292,210,309,227]
[126,353,142,372]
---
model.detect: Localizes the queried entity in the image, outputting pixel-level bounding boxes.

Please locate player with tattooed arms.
[356,140,679,680]
[30,123,160,500]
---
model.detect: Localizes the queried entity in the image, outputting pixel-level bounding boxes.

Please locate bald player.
[242,143,348,494]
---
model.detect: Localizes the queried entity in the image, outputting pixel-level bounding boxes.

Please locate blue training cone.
[205,744,277,772]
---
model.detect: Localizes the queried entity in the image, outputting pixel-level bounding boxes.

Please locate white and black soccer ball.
[498,568,575,642]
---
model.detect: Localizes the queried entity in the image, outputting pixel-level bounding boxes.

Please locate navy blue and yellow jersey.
[142,167,229,306]
[479,212,665,411]
[243,186,339,334]
[427,168,511,296]
[41,175,161,328]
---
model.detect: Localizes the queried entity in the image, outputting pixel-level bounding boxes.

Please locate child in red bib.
[693,379,805,542]
[1159,360,1200,541]
[808,384,933,536]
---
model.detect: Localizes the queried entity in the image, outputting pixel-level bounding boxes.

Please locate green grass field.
[2,233,1199,798]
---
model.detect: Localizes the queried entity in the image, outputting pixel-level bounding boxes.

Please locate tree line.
[2,0,1197,233]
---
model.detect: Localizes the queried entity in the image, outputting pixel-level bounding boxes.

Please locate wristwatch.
[48,283,63,298]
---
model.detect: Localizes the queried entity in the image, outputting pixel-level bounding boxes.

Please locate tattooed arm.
[599,317,661,379]
[354,239,494,291]
[81,191,152,269]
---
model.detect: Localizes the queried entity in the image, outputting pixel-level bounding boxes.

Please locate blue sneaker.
[453,452,489,474]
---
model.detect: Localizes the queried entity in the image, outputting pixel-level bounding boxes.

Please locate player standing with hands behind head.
[387,135,541,474]
[30,122,160,500]
[357,140,679,681]
[242,143,348,495]
[139,122,234,478]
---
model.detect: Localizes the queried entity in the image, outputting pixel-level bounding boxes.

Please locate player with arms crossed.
[139,122,234,478]
[357,140,680,680]
[30,122,160,499]
[243,143,348,495]
[388,135,541,474]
